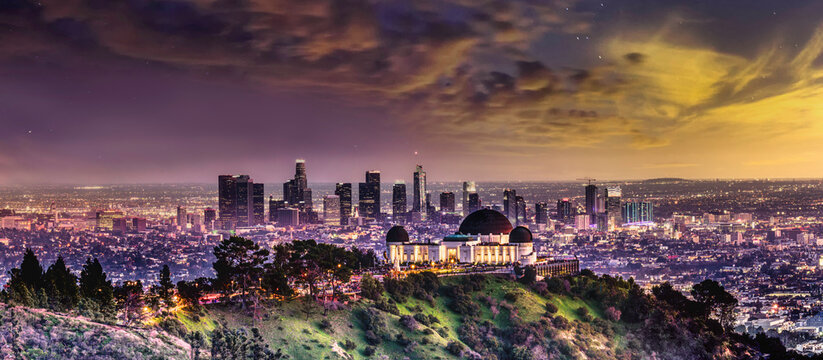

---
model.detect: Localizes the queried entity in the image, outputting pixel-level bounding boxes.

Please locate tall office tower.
[605,186,622,226]
[515,196,526,225]
[335,183,352,225]
[323,195,341,225]
[440,192,456,213]
[556,198,573,222]
[176,206,187,229]
[204,208,216,231]
[468,192,481,213]
[359,170,381,221]
[621,201,654,224]
[268,197,286,222]
[425,193,437,218]
[252,183,265,225]
[218,175,254,229]
[535,202,549,224]
[503,188,517,220]
[392,181,407,222]
[283,159,311,211]
[462,181,476,216]
[412,165,426,213]
[584,184,598,215]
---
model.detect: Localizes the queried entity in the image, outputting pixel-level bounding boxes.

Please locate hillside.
[3,273,810,359]
[0,303,189,359]
[169,273,779,360]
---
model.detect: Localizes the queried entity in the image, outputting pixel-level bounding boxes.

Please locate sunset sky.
[2,0,823,184]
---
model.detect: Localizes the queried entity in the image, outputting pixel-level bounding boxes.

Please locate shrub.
[605,306,621,321]
[363,346,376,356]
[545,302,558,314]
[399,315,419,331]
[318,319,332,331]
[360,274,384,301]
[504,291,520,302]
[413,313,430,326]
[342,339,356,350]
[446,341,465,355]
[553,316,570,330]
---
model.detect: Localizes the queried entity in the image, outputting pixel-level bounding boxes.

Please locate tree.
[79,257,116,319]
[19,248,44,290]
[177,278,210,308]
[43,256,80,311]
[158,264,175,308]
[691,279,738,329]
[360,274,383,301]
[115,280,146,325]
[213,236,269,309]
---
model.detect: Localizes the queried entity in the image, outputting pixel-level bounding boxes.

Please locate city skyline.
[3,1,823,183]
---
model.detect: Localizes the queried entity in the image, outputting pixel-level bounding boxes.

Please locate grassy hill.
[0,303,189,359]
[3,273,800,359]
[168,273,767,359]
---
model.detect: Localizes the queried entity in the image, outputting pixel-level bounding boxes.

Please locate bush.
[341,339,356,351]
[360,274,384,301]
[318,319,332,331]
[413,313,430,326]
[553,316,570,330]
[399,315,419,331]
[605,306,622,321]
[504,291,520,302]
[446,341,465,355]
[545,302,558,314]
[363,346,376,356]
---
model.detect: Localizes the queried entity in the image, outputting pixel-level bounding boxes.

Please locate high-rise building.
[335,183,352,225]
[440,192,456,213]
[132,217,147,232]
[203,208,216,231]
[412,165,426,214]
[515,195,526,225]
[584,184,598,215]
[176,206,187,229]
[462,181,476,216]
[503,188,516,221]
[252,183,265,225]
[218,174,255,229]
[605,186,622,227]
[283,159,312,211]
[392,181,407,222]
[359,170,381,221]
[622,201,654,224]
[268,197,286,223]
[535,202,549,224]
[556,198,573,222]
[468,193,481,213]
[274,208,299,227]
[323,195,341,225]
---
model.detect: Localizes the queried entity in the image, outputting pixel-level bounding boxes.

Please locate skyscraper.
[218,175,254,229]
[359,170,381,221]
[176,206,187,229]
[556,198,573,222]
[440,192,455,213]
[462,181,476,216]
[268,197,286,222]
[605,185,622,227]
[585,184,598,215]
[515,195,526,225]
[203,208,216,231]
[392,181,407,222]
[503,188,516,220]
[413,165,426,214]
[252,183,265,225]
[535,202,548,224]
[283,159,312,211]
[335,183,352,225]
[323,195,341,225]
[468,193,481,213]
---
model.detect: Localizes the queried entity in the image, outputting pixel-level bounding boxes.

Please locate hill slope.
[173,274,773,360]
[0,304,190,359]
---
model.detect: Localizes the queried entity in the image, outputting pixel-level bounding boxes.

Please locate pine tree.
[19,248,44,290]
[43,256,80,311]
[158,264,175,308]
[79,258,115,320]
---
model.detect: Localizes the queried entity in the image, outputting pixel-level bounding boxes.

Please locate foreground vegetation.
[3,235,823,359]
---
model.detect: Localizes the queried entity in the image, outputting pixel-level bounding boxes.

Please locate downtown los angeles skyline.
[3,0,823,184]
